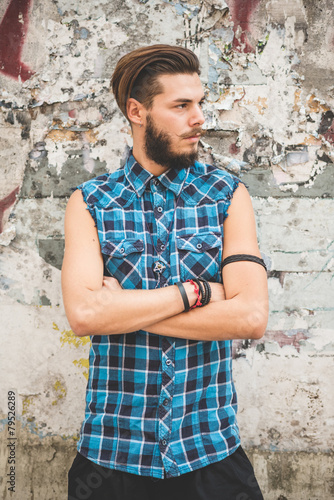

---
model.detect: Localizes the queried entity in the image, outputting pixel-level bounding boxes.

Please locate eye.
[176,103,187,109]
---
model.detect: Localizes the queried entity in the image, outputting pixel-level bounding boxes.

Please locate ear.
[127,98,145,127]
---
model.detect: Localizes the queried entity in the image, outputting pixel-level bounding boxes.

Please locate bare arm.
[61,189,198,336]
[144,183,269,340]
[62,184,268,340]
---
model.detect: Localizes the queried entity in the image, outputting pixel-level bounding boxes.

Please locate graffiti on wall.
[0,0,34,81]
[227,0,261,52]
[0,186,19,233]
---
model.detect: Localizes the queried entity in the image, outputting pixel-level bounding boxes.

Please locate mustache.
[178,128,206,139]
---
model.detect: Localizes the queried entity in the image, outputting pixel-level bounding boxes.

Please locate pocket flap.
[176,232,221,253]
[101,239,144,257]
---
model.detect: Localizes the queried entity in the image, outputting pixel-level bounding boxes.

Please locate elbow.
[250,321,267,340]
[68,306,95,337]
[245,304,268,340]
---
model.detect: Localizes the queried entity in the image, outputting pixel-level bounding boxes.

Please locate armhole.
[223,177,243,221]
[73,185,97,226]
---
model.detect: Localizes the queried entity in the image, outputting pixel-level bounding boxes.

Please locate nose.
[189,104,205,127]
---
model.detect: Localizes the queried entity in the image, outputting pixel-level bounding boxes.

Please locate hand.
[209,282,226,302]
[102,276,123,291]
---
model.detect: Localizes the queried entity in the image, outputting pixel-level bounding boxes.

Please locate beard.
[144,114,199,171]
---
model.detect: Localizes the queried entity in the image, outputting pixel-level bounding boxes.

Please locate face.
[143,73,205,170]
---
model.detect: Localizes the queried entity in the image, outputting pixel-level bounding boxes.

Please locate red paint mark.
[324,123,334,144]
[0,186,19,233]
[229,143,240,155]
[232,330,309,358]
[227,0,261,53]
[68,109,77,118]
[323,120,334,144]
[319,111,334,144]
[0,0,34,82]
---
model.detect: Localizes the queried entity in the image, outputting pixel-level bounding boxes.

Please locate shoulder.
[182,161,241,205]
[75,168,132,209]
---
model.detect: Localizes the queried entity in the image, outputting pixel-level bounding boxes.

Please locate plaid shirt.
[76,152,241,478]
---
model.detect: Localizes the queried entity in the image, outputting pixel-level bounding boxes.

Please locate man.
[62,44,268,500]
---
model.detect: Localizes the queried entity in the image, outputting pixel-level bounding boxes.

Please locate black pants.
[68,446,263,500]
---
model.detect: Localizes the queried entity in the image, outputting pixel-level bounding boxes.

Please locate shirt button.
[120,248,125,253]
[161,439,167,446]
[166,359,172,366]
[163,398,169,406]
[196,243,202,249]
[160,244,165,251]
[157,206,163,213]
[163,283,168,287]
[154,179,159,185]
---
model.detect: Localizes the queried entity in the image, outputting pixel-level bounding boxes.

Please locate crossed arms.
[61,183,268,341]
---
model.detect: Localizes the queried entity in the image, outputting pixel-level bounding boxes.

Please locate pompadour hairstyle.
[111,44,200,120]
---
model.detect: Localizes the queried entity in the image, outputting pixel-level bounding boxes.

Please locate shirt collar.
[124,152,154,197]
[125,151,189,198]
[158,167,189,196]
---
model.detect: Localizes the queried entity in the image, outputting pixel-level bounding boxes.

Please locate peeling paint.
[72,359,89,381]
[51,380,67,406]
[53,323,90,349]
[0,1,333,497]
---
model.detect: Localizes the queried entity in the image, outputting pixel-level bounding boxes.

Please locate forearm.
[145,294,268,341]
[67,281,196,336]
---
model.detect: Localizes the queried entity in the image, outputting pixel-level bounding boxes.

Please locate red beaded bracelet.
[186,279,202,309]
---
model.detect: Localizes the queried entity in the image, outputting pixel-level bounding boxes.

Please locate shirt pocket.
[101,239,144,289]
[176,232,222,282]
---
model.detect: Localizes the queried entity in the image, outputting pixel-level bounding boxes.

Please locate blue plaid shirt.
[76,152,241,478]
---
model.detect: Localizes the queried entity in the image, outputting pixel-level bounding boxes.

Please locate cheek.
[151,111,185,140]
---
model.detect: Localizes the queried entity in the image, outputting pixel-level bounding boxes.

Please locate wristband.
[194,278,205,305]
[221,254,267,271]
[192,278,211,307]
[175,282,190,312]
[198,278,211,306]
[185,279,202,309]
[190,279,202,309]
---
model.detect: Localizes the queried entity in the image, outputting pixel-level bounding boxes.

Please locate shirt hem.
[77,439,241,479]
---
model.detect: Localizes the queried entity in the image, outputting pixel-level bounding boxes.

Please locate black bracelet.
[199,278,211,306]
[221,254,267,271]
[193,278,205,306]
[201,279,211,306]
[175,282,190,312]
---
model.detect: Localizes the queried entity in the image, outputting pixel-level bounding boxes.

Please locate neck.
[132,142,169,177]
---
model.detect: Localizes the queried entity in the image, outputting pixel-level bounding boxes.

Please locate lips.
[183,133,201,140]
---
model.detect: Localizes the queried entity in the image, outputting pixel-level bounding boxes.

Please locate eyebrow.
[171,96,206,103]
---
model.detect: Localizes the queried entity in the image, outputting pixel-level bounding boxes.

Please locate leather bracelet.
[175,282,190,312]
[198,278,211,306]
[221,254,267,271]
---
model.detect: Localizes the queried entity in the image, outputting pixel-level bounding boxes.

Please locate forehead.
[154,73,204,103]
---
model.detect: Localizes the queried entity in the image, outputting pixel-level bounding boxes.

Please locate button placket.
[152,188,171,284]
[158,337,176,471]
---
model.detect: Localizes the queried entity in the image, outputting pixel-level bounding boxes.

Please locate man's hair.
[111,44,200,120]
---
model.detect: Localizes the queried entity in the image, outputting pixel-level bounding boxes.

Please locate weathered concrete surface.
[0,425,333,500]
[0,0,333,498]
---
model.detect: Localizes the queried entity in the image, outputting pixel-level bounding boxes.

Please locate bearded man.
[62,44,268,500]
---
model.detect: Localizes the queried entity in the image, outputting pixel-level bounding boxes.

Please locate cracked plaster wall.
[0,0,333,498]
